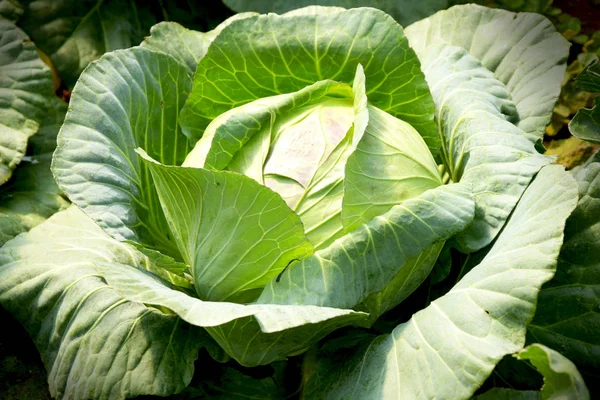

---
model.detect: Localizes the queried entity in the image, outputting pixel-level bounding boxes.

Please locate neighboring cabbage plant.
[0,4,586,400]
[0,18,54,185]
[0,17,69,245]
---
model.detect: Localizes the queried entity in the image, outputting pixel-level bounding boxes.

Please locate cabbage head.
[0,4,582,400]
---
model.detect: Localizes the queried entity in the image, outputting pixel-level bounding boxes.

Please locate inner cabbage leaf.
[184,73,363,250]
[179,6,438,150]
[139,150,314,303]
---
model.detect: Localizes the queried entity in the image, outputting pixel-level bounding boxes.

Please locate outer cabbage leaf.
[515,344,590,400]
[139,150,314,303]
[405,3,569,142]
[258,182,474,318]
[52,47,193,258]
[528,152,600,387]
[0,19,54,185]
[0,206,207,400]
[303,165,578,400]
[569,60,600,144]
[179,6,438,152]
[417,44,552,252]
[0,206,364,391]
[141,21,212,74]
[140,13,258,74]
[404,4,568,252]
[222,0,448,27]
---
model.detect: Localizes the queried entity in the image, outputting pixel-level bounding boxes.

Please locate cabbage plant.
[0,4,587,399]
